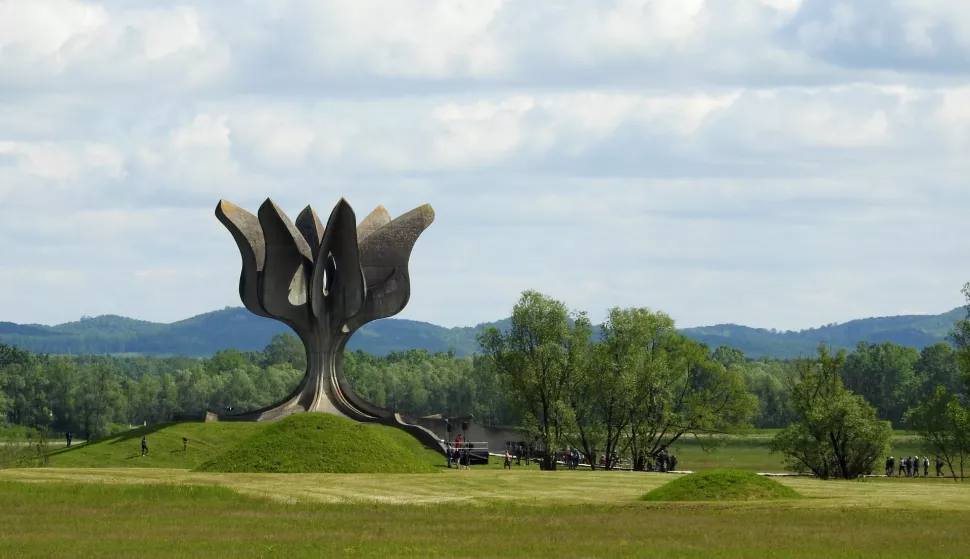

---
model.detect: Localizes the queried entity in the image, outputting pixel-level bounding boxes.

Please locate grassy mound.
[640,469,802,502]
[195,413,441,474]
[46,422,266,469]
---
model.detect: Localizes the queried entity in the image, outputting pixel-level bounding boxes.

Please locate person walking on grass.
[504,450,512,470]
[141,437,148,457]
[914,455,920,478]
[936,455,944,477]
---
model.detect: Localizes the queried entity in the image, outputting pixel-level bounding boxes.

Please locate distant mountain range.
[0,306,963,360]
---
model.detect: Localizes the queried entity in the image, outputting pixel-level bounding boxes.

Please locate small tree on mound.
[770,345,891,479]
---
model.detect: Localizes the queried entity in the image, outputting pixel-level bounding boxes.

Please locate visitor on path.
[669,455,678,472]
[905,457,912,477]
[914,456,920,478]
[141,437,148,456]
[923,456,929,477]
[504,450,512,470]
[885,457,893,477]
[898,458,905,477]
[936,455,944,477]
[66,432,73,447]
[446,445,453,468]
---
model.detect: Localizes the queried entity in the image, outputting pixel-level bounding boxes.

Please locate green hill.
[640,470,802,502]
[46,422,266,469]
[0,308,485,357]
[0,306,963,359]
[682,308,963,358]
[196,414,442,474]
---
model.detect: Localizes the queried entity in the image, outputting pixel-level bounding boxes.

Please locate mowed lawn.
[34,423,928,475]
[668,434,925,473]
[2,468,970,558]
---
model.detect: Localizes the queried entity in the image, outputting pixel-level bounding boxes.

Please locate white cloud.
[0,0,227,88]
[0,0,968,335]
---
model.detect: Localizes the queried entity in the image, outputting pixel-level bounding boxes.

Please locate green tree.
[770,346,892,479]
[478,290,588,469]
[906,385,969,480]
[840,341,919,427]
[263,333,307,371]
[569,307,684,471]
[950,282,970,393]
[712,345,746,370]
[44,356,79,432]
[740,360,795,428]
[904,282,970,480]
[914,342,961,402]
[627,334,756,470]
[77,361,124,440]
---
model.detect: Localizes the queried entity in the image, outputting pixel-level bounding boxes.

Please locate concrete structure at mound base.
[208,197,524,459]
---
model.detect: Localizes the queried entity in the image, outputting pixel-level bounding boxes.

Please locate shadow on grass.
[44,423,176,459]
[107,423,177,445]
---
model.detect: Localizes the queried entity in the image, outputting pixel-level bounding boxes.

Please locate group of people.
[885,455,944,477]
[650,446,678,473]
[446,434,472,469]
[563,448,583,469]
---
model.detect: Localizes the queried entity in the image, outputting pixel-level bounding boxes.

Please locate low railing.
[444,441,489,465]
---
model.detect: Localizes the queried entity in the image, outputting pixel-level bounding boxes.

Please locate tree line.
[475,288,970,476]
[2,287,969,479]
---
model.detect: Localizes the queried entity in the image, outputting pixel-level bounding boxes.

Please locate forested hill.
[0,307,962,359]
[681,308,963,359]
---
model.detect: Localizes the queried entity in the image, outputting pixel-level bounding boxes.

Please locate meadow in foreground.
[2,467,969,558]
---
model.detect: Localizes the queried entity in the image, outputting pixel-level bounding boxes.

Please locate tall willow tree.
[770,345,892,479]
[478,290,591,469]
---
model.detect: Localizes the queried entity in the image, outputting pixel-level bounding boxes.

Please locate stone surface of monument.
[211,196,527,458]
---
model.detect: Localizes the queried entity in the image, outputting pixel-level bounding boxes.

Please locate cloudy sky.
[1,0,968,331]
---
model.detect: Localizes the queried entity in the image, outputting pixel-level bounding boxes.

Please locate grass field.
[44,422,266,469]
[37,422,931,474]
[1,468,969,558]
[3,423,958,557]
[666,435,925,473]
